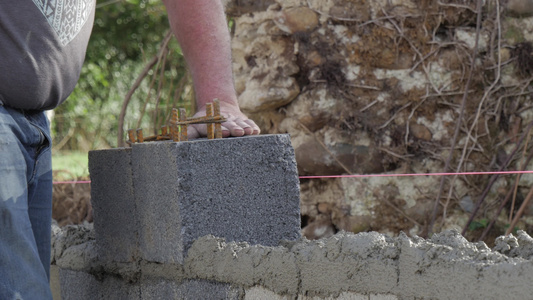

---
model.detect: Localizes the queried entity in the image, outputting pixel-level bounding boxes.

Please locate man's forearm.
[162,0,238,110]
[161,0,261,138]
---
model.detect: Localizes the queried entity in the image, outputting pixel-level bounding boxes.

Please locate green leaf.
[468,219,489,231]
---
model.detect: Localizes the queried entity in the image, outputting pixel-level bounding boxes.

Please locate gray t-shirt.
[0,0,95,110]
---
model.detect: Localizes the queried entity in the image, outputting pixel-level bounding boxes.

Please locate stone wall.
[227,0,533,241]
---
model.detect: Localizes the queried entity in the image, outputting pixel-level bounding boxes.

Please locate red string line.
[52,170,533,184]
[299,170,533,179]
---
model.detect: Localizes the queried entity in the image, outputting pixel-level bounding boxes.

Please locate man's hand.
[162,0,261,140]
[187,102,260,139]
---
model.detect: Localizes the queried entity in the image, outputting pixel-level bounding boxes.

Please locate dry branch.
[117,31,173,147]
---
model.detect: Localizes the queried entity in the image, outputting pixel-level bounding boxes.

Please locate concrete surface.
[60,269,241,300]
[88,134,301,264]
[244,286,399,300]
[53,226,533,300]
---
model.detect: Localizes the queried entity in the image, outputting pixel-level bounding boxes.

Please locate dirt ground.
[52,180,92,227]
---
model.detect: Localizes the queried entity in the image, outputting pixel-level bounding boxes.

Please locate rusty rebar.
[179,108,188,141]
[136,129,144,143]
[213,98,222,139]
[126,100,226,145]
[128,129,136,144]
[206,103,215,139]
[171,108,179,142]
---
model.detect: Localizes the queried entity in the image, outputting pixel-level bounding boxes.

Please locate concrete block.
[90,134,301,264]
[132,134,300,263]
[59,269,102,300]
[141,279,242,300]
[88,148,138,263]
[60,269,143,300]
[102,276,141,300]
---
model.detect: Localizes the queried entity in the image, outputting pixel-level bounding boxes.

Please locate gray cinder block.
[59,269,103,300]
[141,279,242,300]
[60,268,241,300]
[89,148,139,263]
[89,134,301,264]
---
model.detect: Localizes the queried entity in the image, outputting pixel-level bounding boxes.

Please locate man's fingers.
[222,120,245,137]
[234,119,254,135]
[220,117,261,137]
[187,125,201,139]
[243,119,261,135]
[184,109,260,139]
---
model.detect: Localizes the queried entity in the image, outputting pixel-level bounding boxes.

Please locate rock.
[238,75,300,112]
[333,215,372,234]
[507,0,533,17]
[280,118,347,175]
[317,202,332,214]
[284,87,338,132]
[455,28,490,52]
[299,178,344,219]
[409,123,432,141]
[301,214,335,240]
[232,12,301,113]
[224,0,276,17]
[292,132,346,175]
[459,196,475,213]
[274,7,319,34]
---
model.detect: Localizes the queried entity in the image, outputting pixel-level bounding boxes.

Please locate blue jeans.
[0,106,53,299]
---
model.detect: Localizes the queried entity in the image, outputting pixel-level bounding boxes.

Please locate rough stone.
[227,0,533,240]
[224,0,276,17]
[274,7,319,34]
[284,88,338,132]
[506,0,533,17]
[232,9,301,113]
[301,214,335,240]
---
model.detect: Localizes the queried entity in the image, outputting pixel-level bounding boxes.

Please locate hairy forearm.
[162,0,238,110]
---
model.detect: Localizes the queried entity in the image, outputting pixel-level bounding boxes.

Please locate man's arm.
[161,0,260,138]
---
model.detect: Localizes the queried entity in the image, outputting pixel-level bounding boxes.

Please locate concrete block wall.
[88,134,301,265]
[53,134,533,299]
[54,226,533,300]
[65,134,302,299]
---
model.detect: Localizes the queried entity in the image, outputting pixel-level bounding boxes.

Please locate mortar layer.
[54,226,533,299]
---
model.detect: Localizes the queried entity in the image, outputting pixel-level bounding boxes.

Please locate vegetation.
[51,0,192,151]
[52,151,90,180]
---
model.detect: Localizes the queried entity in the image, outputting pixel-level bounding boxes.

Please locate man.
[0,0,260,298]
